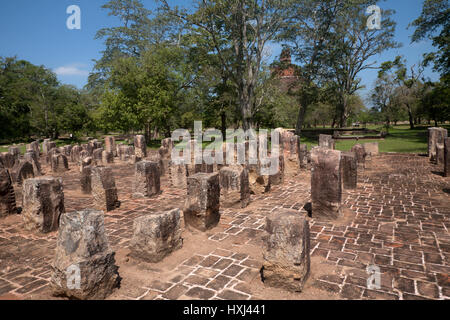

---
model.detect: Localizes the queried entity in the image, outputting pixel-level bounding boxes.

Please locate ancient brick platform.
[0,152,449,300]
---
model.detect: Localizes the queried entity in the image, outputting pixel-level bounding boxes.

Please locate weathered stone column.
[42,139,52,155]
[311,147,342,220]
[341,152,357,190]
[436,144,445,165]
[184,172,220,231]
[12,160,34,185]
[118,145,134,161]
[0,167,17,217]
[93,148,104,164]
[130,209,183,263]
[27,141,40,156]
[268,155,285,185]
[79,156,93,173]
[80,166,92,194]
[169,160,189,188]
[50,209,120,300]
[102,150,114,164]
[51,154,69,173]
[319,134,335,149]
[219,166,250,208]
[46,148,60,164]
[63,145,73,157]
[134,135,147,158]
[428,127,448,162]
[70,145,83,163]
[22,177,64,233]
[445,138,450,177]
[262,209,310,292]
[132,161,161,198]
[25,150,42,176]
[91,166,120,212]
[298,144,308,169]
[9,146,21,162]
[0,152,16,169]
[351,144,366,168]
[104,136,117,157]
[363,142,379,158]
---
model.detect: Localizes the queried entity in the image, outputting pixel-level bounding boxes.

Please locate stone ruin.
[0,152,16,169]
[11,160,35,185]
[102,150,114,164]
[129,209,183,263]
[0,166,17,217]
[22,177,65,233]
[262,209,310,292]
[298,143,309,169]
[80,165,92,194]
[9,146,21,162]
[27,141,40,156]
[310,147,342,220]
[132,161,161,199]
[93,148,104,164]
[219,166,250,208]
[169,160,189,189]
[341,151,357,190]
[118,145,134,162]
[428,127,448,163]
[79,156,93,173]
[184,172,220,231]
[445,138,450,177]
[51,154,69,173]
[363,142,379,159]
[319,134,335,150]
[70,145,83,163]
[46,148,60,165]
[134,135,147,159]
[105,136,117,157]
[50,209,120,300]
[24,150,42,176]
[351,144,366,169]
[91,166,120,212]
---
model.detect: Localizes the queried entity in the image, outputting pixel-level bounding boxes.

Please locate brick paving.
[0,152,449,300]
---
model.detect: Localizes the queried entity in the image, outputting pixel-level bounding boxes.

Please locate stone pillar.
[63,145,73,157]
[93,148,104,164]
[219,166,250,208]
[184,172,220,231]
[262,209,310,292]
[118,145,134,161]
[298,144,308,169]
[22,177,64,233]
[27,141,40,156]
[46,148,60,164]
[0,167,17,217]
[351,144,366,168]
[319,134,335,149]
[132,161,161,198]
[269,155,285,185]
[130,209,182,263]
[51,154,69,173]
[169,160,189,188]
[363,142,379,158]
[12,160,34,185]
[311,147,342,220]
[0,152,16,169]
[79,157,93,173]
[24,150,42,176]
[445,138,450,177]
[9,146,21,162]
[42,139,51,155]
[428,127,448,162]
[102,151,114,164]
[50,209,120,300]
[104,136,117,157]
[341,152,357,190]
[248,159,271,195]
[70,145,82,163]
[134,135,147,158]
[436,144,445,165]
[80,166,92,194]
[91,166,120,212]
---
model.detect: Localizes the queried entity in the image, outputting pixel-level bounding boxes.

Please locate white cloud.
[53,64,89,76]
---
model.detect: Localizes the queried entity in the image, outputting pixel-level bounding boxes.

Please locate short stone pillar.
[118,145,134,161]
[93,148,104,164]
[0,152,16,169]
[27,141,40,156]
[351,144,366,168]
[42,139,52,155]
[132,161,161,198]
[51,154,69,173]
[24,150,42,176]
[298,144,308,169]
[319,134,335,149]
[311,147,342,220]
[268,155,285,185]
[0,167,17,217]
[91,166,120,212]
[428,127,448,162]
[79,157,93,173]
[63,145,73,157]
[134,135,147,158]
[12,160,34,185]
[46,148,60,164]
[9,146,21,161]
[50,209,120,300]
[80,166,92,194]
[341,152,357,190]
[262,209,310,292]
[436,144,445,165]
[248,160,271,195]
[184,172,220,231]
[22,177,64,233]
[219,166,250,208]
[363,142,379,158]
[102,151,114,164]
[70,145,83,163]
[445,138,450,177]
[130,209,183,263]
[104,136,117,157]
[169,161,189,188]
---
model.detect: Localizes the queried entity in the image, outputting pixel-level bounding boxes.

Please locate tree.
[162,0,297,130]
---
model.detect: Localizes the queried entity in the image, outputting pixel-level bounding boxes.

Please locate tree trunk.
[295,105,307,135]
[221,111,227,141]
[406,103,415,129]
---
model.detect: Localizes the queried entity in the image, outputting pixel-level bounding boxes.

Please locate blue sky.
[0,0,440,103]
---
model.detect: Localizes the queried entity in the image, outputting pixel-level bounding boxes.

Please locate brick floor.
[0,152,449,300]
